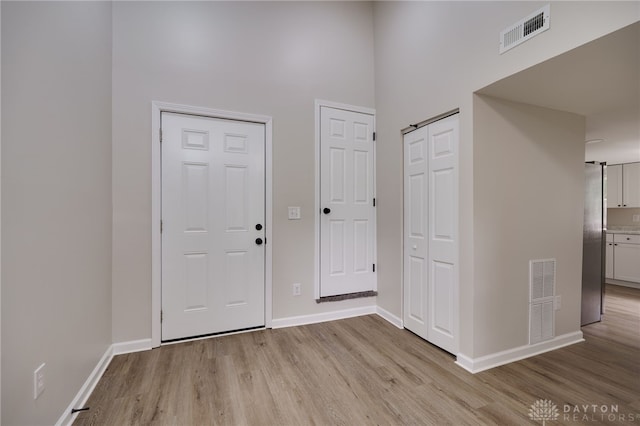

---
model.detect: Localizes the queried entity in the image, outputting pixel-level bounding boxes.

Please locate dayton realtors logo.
[529,399,560,425]
[529,399,640,424]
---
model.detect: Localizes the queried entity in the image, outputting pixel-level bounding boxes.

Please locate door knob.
[255,238,263,245]
[412,245,417,250]
[255,224,263,231]
[323,207,331,214]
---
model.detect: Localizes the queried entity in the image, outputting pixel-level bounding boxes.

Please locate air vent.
[500,5,550,54]
[529,258,555,344]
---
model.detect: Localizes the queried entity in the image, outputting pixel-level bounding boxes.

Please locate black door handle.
[323,207,331,214]
[255,238,263,245]
[255,224,263,231]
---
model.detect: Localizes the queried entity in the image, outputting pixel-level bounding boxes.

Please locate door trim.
[314,100,376,300]
[151,101,273,348]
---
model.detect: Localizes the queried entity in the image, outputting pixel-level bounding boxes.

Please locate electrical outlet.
[632,214,640,223]
[288,207,301,220]
[555,295,562,310]
[293,283,301,296]
[34,363,46,399]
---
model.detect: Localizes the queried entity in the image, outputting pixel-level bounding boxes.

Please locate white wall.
[586,105,640,164]
[373,1,639,358]
[473,95,585,354]
[1,2,112,425]
[111,1,377,343]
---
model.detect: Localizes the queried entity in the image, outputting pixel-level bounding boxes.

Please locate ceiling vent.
[500,5,550,54]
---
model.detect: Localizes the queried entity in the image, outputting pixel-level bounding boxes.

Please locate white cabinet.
[622,162,640,208]
[605,233,614,279]
[608,233,640,283]
[607,165,622,208]
[607,163,640,208]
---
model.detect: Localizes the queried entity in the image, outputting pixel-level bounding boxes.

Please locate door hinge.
[160,310,163,323]
[159,128,163,143]
[373,197,376,207]
[373,263,376,272]
[373,132,376,141]
[160,220,163,233]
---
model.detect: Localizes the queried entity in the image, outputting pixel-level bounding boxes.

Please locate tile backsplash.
[608,208,640,227]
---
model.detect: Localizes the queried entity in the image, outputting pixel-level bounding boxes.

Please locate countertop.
[607,226,640,235]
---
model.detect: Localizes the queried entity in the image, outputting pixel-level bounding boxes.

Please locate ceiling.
[477,22,639,164]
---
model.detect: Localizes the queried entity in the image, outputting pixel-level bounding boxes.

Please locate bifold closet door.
[403,114,459,355]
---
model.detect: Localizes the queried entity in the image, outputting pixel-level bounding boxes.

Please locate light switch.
[288,206,301,220]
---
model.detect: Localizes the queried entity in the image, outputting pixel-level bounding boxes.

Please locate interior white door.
[403,126,429,337]
[426,116,458,353]
[161,112,265,341]
[320,106,376,297]
[403,114,459,354]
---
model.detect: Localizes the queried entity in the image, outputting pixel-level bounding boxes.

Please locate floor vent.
[529,258,555,344]
[500,5,550,54]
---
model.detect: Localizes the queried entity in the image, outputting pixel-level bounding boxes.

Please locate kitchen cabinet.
[622,162,640,208]
[607,165,622,208]
[605,233,614,279]
[607,163,640,208]
[608,233,640,283]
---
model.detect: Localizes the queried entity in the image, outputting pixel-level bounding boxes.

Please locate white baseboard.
[55,345,114,426]
[113,338,153,355]
[56,338,153,426]
[606,279,640,290]
[376,306,403,329]
[455,331,584,374]
[272,305,376,329]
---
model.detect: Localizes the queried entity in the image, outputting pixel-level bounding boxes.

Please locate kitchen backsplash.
[608,208,640,227]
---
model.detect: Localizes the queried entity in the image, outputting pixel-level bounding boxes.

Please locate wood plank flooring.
[75,285,639,425]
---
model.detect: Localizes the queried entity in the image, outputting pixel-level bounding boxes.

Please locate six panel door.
[320,106,376,297]
[161,112,265,341]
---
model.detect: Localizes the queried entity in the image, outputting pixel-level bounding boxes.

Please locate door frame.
[151,101,273,348]
[314,99,376,299]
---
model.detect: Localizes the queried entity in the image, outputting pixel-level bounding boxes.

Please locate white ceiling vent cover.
[500,4,550,54]
[529,258,555,344]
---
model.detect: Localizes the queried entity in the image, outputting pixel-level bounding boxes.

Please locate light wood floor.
[75,285,639,425]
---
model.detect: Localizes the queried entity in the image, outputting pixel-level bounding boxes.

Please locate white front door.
[320,106,376,297]
[161,112,265,341]
[403,114,459,354]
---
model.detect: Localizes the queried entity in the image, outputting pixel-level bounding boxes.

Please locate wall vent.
[500,5,550,54]
[529,258,555,344]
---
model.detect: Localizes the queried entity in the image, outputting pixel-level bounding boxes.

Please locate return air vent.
[529,258,555,344]
[500,5,550,54]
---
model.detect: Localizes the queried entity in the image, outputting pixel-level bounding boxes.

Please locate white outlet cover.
[293,283,301,296]
[288,206,301,220]
[34,363,46,399]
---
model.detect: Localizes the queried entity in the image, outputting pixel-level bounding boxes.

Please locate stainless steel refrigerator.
[581,162,606,326]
